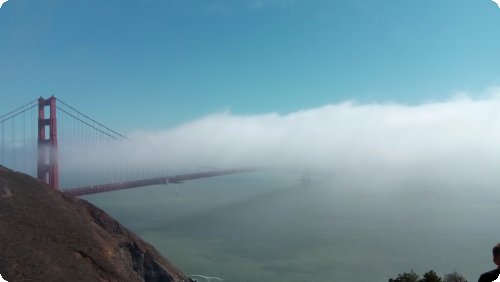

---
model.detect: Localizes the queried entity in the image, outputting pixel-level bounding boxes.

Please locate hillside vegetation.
[0,166,193,282]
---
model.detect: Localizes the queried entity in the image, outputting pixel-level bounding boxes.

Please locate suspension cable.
[0,103,38,123]
[56,107,119,140]
[56,98,129,140]
[0,99,38,120]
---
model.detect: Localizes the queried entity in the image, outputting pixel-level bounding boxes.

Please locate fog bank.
[68,87,500,191]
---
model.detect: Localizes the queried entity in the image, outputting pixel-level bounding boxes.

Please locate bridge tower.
[37,96,59,189]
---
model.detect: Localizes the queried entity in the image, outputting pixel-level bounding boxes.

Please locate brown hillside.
[0,166,194,282]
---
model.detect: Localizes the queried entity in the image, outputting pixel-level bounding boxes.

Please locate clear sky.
[1,0,499,132]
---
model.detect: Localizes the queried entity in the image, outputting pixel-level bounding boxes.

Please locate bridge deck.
[62,169,256,197]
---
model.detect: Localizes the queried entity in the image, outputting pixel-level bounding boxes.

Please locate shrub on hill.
[389,270,467,282]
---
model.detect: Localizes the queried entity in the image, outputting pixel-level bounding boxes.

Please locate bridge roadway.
[62,168,256,197]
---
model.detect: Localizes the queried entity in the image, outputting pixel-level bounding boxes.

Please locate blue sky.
[1,0,499,132]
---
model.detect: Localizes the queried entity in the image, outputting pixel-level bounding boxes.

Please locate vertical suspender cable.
[0,121,3,165]
[22,110,26,173]
[59,108,63,188]
[78,111,81,187]
[12,117,15,170]
[31,105,34,176]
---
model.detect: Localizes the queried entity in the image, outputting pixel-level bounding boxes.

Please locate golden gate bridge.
[0,96,254,196]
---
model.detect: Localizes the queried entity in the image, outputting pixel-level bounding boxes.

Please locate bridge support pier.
[37,96,59,190]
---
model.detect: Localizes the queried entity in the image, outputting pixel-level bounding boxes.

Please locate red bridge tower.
[37,96,59,189]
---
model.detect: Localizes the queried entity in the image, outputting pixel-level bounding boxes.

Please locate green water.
[84,173,500,281]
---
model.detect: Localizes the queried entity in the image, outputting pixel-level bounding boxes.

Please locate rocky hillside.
[0,166,194,282]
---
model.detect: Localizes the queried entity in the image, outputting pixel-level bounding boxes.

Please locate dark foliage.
[421,270,442,282]
[389,270,419,282]
[443,271,468,282]
[389,270,467,282]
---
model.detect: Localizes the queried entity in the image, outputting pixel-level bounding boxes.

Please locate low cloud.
[64,87,500,192]
[0,0,8,9]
